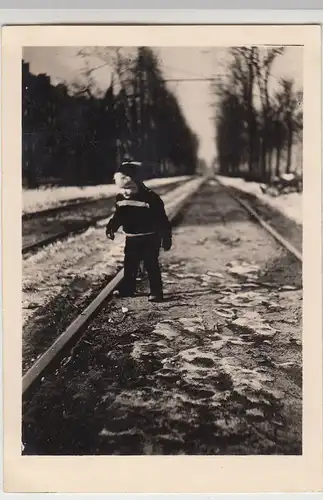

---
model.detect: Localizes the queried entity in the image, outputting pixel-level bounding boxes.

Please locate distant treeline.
[214,47,303,183]
[22,47,200,188]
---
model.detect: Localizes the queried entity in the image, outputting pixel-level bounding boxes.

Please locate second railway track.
[22,179,184,256]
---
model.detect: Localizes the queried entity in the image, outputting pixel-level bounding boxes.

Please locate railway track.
[21,176,303,458]
[22,176,302,398]
[22,180,183,256]
[22,196,111,221]
[214,176,302,262]
[22,177,205,396]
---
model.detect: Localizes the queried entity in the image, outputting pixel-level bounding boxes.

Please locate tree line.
[22,47,199,188]
[214,47,303,183]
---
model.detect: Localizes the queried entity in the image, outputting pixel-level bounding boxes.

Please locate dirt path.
[23,180,302,456]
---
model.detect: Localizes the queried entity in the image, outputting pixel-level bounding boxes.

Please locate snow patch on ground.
[23,176,191,215]
[217,175,302,226]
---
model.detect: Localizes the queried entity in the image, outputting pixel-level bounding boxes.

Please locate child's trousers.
[122,233,163,296]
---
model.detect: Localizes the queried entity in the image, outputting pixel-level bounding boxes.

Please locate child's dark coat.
[106,182,172,296]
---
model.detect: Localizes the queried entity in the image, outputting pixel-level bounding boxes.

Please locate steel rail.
[22,196,114,221]
[215,176,302,263]
[22,177,206,396]
[22,214,113,255]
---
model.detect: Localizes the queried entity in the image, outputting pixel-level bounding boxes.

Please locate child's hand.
[162,236,172,251]
[106,227,115,240]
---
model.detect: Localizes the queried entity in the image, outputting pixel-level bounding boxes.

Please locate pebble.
[284,318,297,324]
[240,334,252,341]
[206,271,224,278]
[275,361,300,370]
[272,419,285,427]
[246,408,265,418]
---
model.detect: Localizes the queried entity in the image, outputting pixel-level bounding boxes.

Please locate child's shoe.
[148,294,164,303]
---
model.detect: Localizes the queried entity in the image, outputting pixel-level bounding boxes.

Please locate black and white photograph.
[19,41,305,457]
[1,21,322,494]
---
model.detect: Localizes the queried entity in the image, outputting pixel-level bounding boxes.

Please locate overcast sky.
[24,46,303,165]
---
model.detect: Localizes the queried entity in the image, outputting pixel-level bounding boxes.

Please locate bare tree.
[271,87,287,178]
[253,47,285,180]
[270,79,303,177]
[71,46,200,174]
[69,47,138,160]
[229,47,257,176]
[279,79,303,173]
[213,46,304,184]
